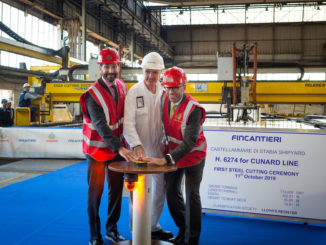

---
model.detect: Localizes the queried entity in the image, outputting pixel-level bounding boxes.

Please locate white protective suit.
[123,79,165,232]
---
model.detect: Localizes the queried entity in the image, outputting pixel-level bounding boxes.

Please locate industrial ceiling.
[140,0,322,7]
[1,0,326,69]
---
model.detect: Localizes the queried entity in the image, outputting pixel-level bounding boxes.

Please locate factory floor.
[0,158,79,188]
[0,158,130,196]
[1,158,325,245]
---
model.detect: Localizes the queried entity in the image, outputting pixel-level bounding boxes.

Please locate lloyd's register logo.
[46,132,58,143]
[0,132,8,142]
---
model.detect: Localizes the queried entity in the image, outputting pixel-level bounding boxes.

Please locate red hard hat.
[162,66,187,87]
[97,47,121,64]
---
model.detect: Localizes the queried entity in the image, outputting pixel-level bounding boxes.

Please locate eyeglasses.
[164,85,184,91]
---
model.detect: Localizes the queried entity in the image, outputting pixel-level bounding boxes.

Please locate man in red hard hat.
[80,47,137,245]
[145,66,207,245]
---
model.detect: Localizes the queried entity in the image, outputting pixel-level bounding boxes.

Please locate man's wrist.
[132,144,142,150]
[164,154,175,165]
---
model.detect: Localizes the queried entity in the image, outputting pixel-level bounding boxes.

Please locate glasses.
[164,85,184,91]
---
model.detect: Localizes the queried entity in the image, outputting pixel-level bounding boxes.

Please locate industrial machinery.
[12,64,326,126]
[219,43,260,123]
[1,20,326,127]
[0,20,88,126]
[12,65,91,126]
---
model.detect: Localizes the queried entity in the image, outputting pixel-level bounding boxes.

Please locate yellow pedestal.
[14,107,31,126]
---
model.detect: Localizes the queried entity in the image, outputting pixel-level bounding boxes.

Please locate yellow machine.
[15,81,92,126]
[14,78,326,126]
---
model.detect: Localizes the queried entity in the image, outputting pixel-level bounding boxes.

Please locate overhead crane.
[10,74,326,126]
[42,79,326,106]
[9,64,326,126]
[185,80,326,104]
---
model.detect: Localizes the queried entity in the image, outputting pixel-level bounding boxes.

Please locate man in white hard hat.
[123,52,173,240]
[19,83,42,122]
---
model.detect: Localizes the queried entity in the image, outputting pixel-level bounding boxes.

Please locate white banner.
[0,127,85,159]
[200,128,326,222]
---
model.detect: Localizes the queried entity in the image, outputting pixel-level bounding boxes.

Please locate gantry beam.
[183,81,326,104]
[127,81,326,104]
[0,37,85,67]
[43,80,326,104]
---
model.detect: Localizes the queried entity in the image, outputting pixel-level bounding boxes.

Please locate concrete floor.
[0,158,130,196]
[0,158,80,188]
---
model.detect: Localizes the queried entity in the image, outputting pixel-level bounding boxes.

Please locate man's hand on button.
[143,157,167,166]
[118,146,138,162]
[133,145,145,158]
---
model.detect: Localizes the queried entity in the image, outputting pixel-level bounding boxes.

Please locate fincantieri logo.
[46,132,58,143]
[68,139,83,143]
[0,132,9,142]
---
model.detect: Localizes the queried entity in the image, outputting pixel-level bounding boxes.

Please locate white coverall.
[123,79,165,232]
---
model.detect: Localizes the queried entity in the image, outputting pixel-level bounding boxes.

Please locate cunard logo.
[46,132,58,142]
[174,112,183,123]
[0,132,8,142]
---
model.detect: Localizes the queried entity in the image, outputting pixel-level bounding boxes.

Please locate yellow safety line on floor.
[0,169,49,174]
[0,173,28,184]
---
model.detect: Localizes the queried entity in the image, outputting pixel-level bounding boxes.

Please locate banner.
[200,127,326,222]
[0,127,85,159]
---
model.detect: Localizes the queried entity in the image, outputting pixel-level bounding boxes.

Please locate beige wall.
[0,80,23,108]
[165,22,326,68]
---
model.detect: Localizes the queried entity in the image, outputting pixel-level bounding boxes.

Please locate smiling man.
[80,47,137,245]
[123,52,173,241]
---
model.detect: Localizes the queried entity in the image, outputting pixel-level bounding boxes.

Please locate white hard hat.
[141,52,165,70]
[23,83,30,88]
